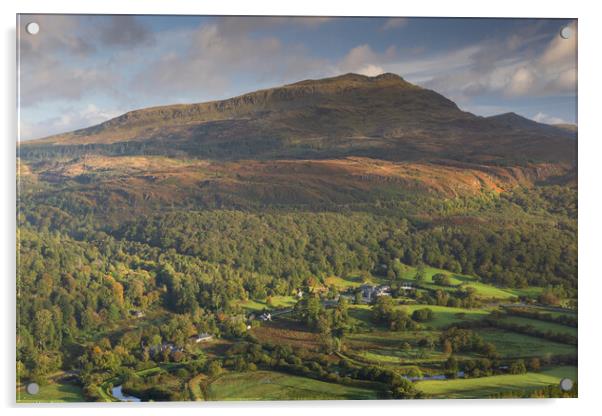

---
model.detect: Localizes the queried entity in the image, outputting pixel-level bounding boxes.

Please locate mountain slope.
[486,112,575,138]
[19,73,577,209]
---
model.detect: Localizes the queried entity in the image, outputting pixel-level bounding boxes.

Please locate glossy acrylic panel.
[17,15,577,402]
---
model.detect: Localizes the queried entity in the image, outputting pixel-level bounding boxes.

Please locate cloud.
[19,15,95,58]
[215,16,333,34]
[131,21,329,99]
[19,15,156,108]
[356,64,385,77]
[338,44,396,75]
[382,18,408,30]
[20,104,121,140]
[20,57,117,107]
[507,67,536,96]
[377,21,577,102]
[98,16,155,47]
[532,112,567,125]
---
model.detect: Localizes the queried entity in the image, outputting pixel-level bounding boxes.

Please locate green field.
[17,381,85,403]
[416,366,576,398]
[205,370,379,401]
[399,265,543,300]
[347,304,489,329]
[324,275,367,290]
[501,316,577,337]
[480,329,577,358]
[399,305,490,328]
[346,330,448,365]
[239,296,297,312]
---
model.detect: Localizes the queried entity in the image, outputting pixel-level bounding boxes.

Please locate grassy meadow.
[17,381,85,403]
[416,366,577,398]
[205,371,380,401]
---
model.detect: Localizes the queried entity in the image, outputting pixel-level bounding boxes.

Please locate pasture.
[239,296,297,312]
[416,366,577,398]
[399,305,490,329]
[399,265,543,300]
[500,316,577,337]
[345,330,448,366]
[205,370,379,401]
[17,381,85,403]
[479,329,577,358]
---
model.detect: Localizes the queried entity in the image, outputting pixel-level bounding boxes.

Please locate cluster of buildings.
[359,284,392,302]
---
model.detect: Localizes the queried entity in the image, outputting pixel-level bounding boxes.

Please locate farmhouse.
[259,312,272,321]
[360,284,391,302]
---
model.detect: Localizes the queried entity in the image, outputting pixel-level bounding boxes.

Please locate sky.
[18,15,577,140]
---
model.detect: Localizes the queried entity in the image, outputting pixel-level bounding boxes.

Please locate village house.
[399,283,416,291]
[259,312,272,321]
[360,284,391,302]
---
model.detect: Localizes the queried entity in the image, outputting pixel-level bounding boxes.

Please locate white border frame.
[2,1,600,415]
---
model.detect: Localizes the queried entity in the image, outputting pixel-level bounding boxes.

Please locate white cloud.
[356,65,385,77]
[131,21,329,99]
[532,112,567,125]
[19,15,155,108]
[337,44,396,75]
[507,67,536,96]
[20,104,121,140]
[348,21,578,102]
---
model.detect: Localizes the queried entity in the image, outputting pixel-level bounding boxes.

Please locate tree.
[414,264,426,284]
[294,294,324,329]
[538,290,561,306]
[528,357,541,372]
[510,359,527,375]
[432,273,452,287]
[411,308,434,322]
[206,360,223,377]
[391,377,421,399]
[354,290,362,305]
[444,356,459,378]
[371,296,395,324]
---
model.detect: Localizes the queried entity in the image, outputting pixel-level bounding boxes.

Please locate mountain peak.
[286,72,414,90]
[373,72,405,81]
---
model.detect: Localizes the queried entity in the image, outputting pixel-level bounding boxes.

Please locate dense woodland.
[17,177,577,387]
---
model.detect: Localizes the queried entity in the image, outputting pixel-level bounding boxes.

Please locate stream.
[111,385,141,402]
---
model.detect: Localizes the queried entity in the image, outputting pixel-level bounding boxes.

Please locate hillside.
[17,73,578,211]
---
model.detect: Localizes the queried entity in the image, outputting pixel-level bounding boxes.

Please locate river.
[111,385,141,402]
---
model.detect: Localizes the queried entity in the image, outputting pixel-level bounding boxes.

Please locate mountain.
[19,73,577,208]
[486,112,575,138]
[23,73,575,163]
[29,73,468,144]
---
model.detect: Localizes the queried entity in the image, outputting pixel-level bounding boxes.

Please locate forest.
[17,175,577,401]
